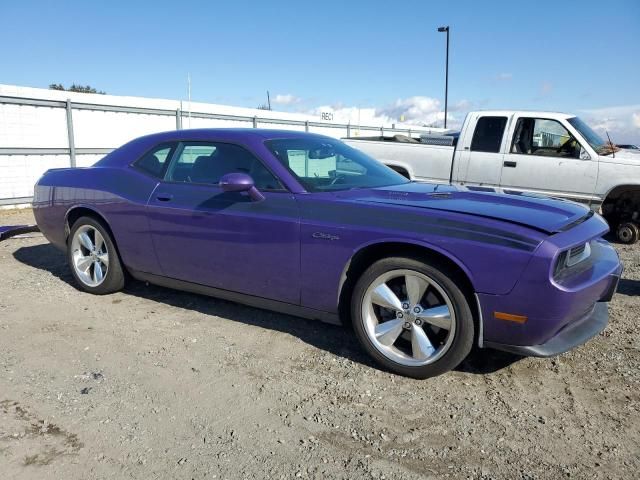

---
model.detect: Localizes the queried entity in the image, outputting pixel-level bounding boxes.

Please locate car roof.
[132,128,333,144]
[95,128,337,169]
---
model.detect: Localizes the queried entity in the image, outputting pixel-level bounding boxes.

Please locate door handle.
[503,161,517,168]
[156,193,174,202]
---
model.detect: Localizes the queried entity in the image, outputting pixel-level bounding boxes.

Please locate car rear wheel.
[67,216,125,294]
[351,257,474,379]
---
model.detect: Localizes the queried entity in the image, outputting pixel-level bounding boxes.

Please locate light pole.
[437,26,449,129]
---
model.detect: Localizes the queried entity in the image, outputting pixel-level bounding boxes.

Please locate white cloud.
[579,104,640,144]
[495,73,513,81]
[307,96,460,129]
[300,95,639,142]
[272,93,301,105]
[540,81,553,96]
[451,99,473,112]
[379,96,442,124]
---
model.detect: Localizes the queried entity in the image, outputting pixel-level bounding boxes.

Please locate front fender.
[337,236,478,299]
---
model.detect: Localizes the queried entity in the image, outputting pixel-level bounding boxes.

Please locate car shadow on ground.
[13,243,522,377]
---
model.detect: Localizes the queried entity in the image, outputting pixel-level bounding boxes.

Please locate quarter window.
[511,118,580,158]
[167,142,283,190]
[470,116,508,153]
[132,143,175,178]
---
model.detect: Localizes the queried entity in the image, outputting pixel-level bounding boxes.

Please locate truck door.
[455,114,508,188]
[498,115,598,203]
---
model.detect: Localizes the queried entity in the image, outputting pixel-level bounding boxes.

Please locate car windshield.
[265,137,410,192]
[567,116,613,155]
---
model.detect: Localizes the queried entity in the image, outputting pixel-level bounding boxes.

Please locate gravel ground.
[0,208,638,480]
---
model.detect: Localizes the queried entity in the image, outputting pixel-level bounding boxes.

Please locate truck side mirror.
[580,146,591,160]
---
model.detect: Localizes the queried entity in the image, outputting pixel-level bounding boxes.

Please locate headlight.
[554,241,591,278]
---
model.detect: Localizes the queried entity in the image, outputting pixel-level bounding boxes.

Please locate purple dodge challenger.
[33,129,622,378]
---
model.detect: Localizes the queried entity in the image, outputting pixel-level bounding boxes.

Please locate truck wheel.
[616,222,639,244]
[351,257,474,379]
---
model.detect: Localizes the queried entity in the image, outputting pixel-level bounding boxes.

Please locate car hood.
[599,149,640,165]
[335,182,591,234]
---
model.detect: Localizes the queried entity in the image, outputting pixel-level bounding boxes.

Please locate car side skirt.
[129,270,342,326]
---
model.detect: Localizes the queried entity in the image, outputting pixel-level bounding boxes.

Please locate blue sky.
[2,0,639,140]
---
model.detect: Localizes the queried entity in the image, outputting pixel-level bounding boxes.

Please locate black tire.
[351,256,474,379]
[67,216,125,294]
[616,222,639,245]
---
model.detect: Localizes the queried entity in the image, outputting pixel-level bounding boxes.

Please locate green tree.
[49,83,106,94]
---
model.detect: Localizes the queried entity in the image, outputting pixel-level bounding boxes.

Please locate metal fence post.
[253,116,258,128]
[347,123,351,137]
[380,126,384,137]
[408,128,412,138]
[305,120,309,132]
[176,108,182,129]
[65,99,76,167]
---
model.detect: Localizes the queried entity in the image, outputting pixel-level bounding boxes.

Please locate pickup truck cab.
[344,110,640,244]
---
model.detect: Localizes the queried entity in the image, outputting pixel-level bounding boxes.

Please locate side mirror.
[218,172,265,202]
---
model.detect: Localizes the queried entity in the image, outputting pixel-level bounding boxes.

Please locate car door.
[146,141,301,304]
[455,114,509,188]
[499,116,598,202]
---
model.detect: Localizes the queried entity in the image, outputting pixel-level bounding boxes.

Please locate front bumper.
[479,235,622,354]
[484,301,609,357]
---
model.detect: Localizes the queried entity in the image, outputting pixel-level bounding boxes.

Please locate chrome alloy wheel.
[361,269,456,366]
[70,225,109,287]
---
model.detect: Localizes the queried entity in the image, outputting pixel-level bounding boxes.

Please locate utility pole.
[187,73,192,128]
[437,26,450,129]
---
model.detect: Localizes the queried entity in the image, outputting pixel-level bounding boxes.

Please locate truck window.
[470,116,507,153]
[511,118,580,158]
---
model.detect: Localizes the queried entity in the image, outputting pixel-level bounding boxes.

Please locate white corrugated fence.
[0,84,442,206]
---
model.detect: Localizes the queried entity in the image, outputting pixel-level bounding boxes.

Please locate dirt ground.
[0,208,638,480]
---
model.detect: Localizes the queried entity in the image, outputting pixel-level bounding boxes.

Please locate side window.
[511,118,579,158]
[167,142,284,190]
[470,116,507,153]
[287,150,310,177]
[169,144,217,182]
[132,143,175,178]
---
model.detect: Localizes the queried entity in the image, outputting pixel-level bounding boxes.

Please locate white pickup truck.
[344,110,640,244]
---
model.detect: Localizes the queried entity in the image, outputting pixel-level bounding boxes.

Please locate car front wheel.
[351,257,474,379]
[67,216,125,294]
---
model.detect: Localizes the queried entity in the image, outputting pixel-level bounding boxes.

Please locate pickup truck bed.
[344,138,454,184]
